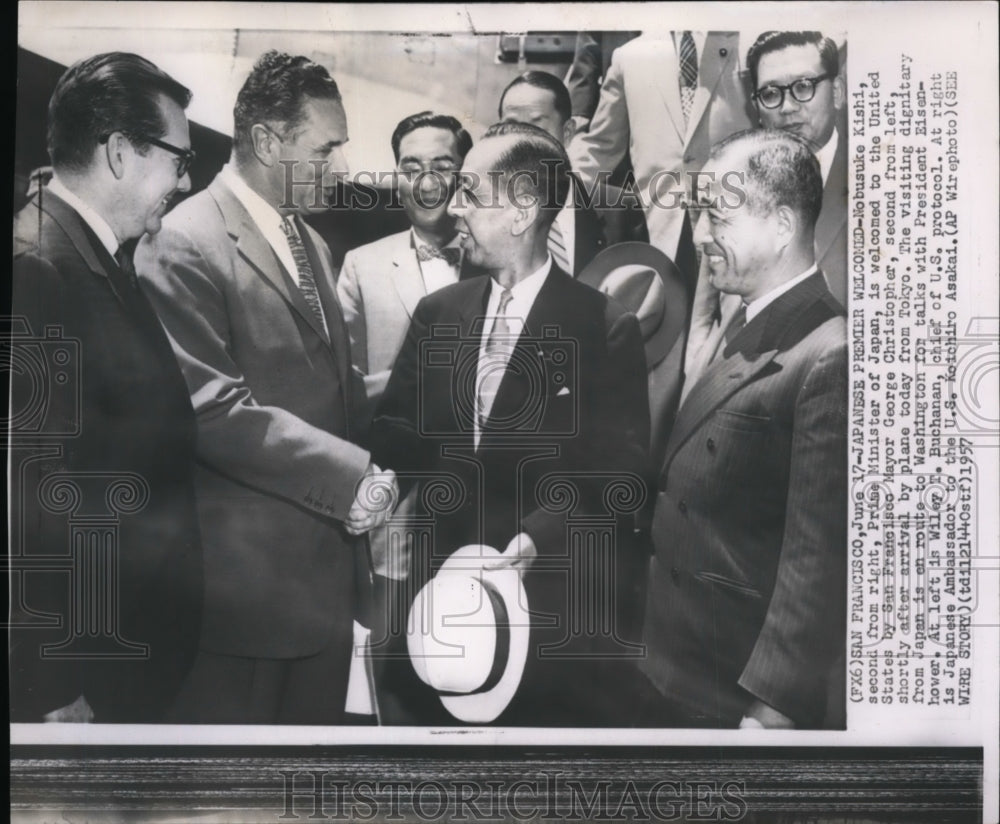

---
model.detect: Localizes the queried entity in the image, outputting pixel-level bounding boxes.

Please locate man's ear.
[773,203,798,251]
[561,118,576,148]
[510,198,539,237]
[832,74,846,112]
[104,132,129,180]
[250,123,278,166]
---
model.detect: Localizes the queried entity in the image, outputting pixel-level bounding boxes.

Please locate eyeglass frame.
[99,132,196,178]
[752,72,835,109]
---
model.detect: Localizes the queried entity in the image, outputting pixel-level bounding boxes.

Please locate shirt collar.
[47,175,120,257]
[745,264,818,324]
[490,254,551,306]
[219,164,286,232]
[814,128,839,185]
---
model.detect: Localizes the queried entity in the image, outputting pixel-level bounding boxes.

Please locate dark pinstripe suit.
[640,271,847,727]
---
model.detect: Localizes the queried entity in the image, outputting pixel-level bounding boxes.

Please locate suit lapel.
[390,234,428,319]
[37,190,123,296]
[574,202,602,276]
[655,38,687,144]
[210,178,330,345]
[685,33,738,145]
[815,135,848,264]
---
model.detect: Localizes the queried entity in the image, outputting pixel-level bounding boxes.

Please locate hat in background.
[578,241,687,369]
[407,545,530,724]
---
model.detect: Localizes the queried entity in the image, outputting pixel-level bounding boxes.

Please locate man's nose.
[779,90,802,114]
[177,170,192,194]
[691,208,711,246]
[325,147,350,181]
[446,188,462,218]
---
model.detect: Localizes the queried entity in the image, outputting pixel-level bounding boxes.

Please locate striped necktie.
[547,219,572,274]
[477,288,514,430]
[281,216,329,337]
[678,31,698,126]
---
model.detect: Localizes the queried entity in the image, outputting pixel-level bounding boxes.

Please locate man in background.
[747,30,848,305]
[499,71,648,277]
[10,52,202,723]
[136,50,396,724]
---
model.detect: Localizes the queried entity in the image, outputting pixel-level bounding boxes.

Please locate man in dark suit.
[371,122,650,726]
[498,71,648,277]
[10,52,202,723]
[747,31,848,306]
[136,51,397,724]
[636,129,847,729]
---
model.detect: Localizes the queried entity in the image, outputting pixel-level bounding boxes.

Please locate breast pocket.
[701,410,774,489]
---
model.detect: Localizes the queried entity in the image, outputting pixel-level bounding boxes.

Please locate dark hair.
[747,31,840,90]
[47,52,191,173]
[498,71,572,124]
[481,121,571,228]
[390,111,473,163]
[712,129,823,229]
[233,50,341,162]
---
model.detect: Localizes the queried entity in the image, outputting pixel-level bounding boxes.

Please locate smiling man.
[371,121,651,726]
[748,31,848,304]
[634,129,847,729]
[11,52,202,723]
[136,50,396,724]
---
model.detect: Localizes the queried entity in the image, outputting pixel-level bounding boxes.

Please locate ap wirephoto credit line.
[8,3,999,823]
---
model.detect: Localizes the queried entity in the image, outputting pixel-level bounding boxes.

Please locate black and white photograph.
[7,2,998,822]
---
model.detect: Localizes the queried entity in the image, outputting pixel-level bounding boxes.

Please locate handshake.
[345,462,400,536]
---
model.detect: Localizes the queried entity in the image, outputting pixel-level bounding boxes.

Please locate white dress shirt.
[412,229,462,295]
[814,129,839,186]
[218,165,302,287]
[46,176,120,257]
[474,256,552,447]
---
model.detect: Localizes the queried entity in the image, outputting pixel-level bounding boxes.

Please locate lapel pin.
[719,48,727,57]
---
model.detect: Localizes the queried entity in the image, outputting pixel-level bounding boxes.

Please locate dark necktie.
[678,31,698,125]
[281,215,328,337]
[724,302,748,345]
[114,245,138,288]
[416,244,461,267]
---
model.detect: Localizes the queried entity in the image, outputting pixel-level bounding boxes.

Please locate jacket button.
[678,499,688,515]
[670,566,681,584]
[706,438,716,452]
[684,154,695,164]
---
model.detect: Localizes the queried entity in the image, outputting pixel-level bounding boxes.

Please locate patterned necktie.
[547,219,572,274]
[477,288,514,430]
[678,30,698,126]
[680,295,744,406]
[724,303,748,345]
[281,216,329,337]
[416,244,461,267]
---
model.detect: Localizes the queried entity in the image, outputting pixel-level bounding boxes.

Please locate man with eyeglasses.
[136,50,398,724]
[336,111,474,722]
[747,31,848,305]
[11,52,202,722]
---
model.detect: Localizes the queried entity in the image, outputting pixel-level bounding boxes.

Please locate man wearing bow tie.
[371,121,650,726]
[636,129,847,729]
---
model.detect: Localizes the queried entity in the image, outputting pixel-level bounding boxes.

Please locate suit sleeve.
[136,224,370,523]
[568,48,630,190]
[738,340,848,724]
[521,305,651,553]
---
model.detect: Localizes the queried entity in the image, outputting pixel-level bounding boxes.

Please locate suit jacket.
[135,175,370,677]
[10,190,202,722]
[371,265,651,725]
[571,182,649,274]
[641,272,847,727]
[569,33,752,260]
[817,133,848,307]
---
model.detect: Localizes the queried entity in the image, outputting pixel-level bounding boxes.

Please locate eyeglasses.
[753,73,834,109]
[100,132,196,178]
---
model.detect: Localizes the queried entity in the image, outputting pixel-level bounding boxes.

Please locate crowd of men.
[10,30,848,729]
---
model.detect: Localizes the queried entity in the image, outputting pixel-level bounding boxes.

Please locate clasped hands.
[345,463,400,536]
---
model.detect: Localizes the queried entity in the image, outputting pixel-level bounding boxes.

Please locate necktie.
[724,303,748,345]
[477,288,514,430]
[679,295,743,406]
[547,219,572,274]
[281,216,329,337]
[678,31,698,126]
[416,244,461,267]
[114,246,137,288]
